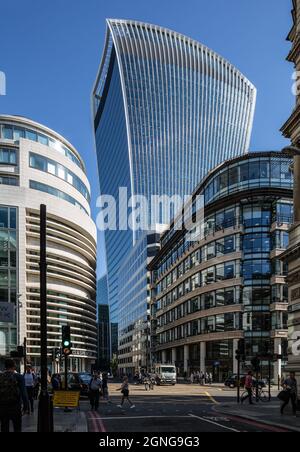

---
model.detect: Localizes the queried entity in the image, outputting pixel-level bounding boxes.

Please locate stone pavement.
[216,399,300,432]
[22,406,88,432]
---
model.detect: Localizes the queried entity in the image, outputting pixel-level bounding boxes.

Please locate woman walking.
[117,377,135,409]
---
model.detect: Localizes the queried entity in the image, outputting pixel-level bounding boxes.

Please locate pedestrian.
[190,372,194,384]
[200,371,205,385]
[209,373,213,384]
[241,371,254,405]
[24,366,35,414]
[89,373,102,411]
[0,359,28,432]
[117,376,135,409]
[280,372,298,417]
[205,372,209,384]
[51,374,60,391]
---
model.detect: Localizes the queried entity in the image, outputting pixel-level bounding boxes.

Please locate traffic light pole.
[65,354,68,391]
[237,356,241,404]
[37,204,53,432]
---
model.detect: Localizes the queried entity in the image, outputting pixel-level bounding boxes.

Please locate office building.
[149,152,293,381]
[92,20,257,358]
[0,115,97,371]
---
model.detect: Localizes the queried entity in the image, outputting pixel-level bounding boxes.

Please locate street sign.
[214,361,221,367]
[0,302,14,323]
[53,391,80,408]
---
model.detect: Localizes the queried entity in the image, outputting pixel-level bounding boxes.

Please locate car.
[59,372,91,397]
[224,374,246,388]
[224,374,267,389]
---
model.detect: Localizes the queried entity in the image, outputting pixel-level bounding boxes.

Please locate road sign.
[53,391,80,408]
[0,302,14,323]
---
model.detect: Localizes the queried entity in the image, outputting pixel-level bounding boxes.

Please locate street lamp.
[282,145,300,224]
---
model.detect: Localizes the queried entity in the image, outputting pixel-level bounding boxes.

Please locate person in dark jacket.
[281,372,298,417]
[0,359,28,432]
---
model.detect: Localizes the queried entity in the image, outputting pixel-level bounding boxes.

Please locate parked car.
[224,374,246,388]
[59,372,90,397]
[224,374,267,389]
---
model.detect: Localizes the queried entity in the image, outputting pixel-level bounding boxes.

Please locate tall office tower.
[0,115,97,371]
[92,19,256,335]
[281,0,300,387]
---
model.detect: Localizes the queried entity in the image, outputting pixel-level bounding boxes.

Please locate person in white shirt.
[24,367,35,414]
[89,374,102,411]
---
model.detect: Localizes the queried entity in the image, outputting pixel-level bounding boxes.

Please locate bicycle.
[241,385,268,403]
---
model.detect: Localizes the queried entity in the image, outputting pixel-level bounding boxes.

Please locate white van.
[154,364,177,385]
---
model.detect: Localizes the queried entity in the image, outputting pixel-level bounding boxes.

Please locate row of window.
[203,157,292,205]
[156,285,286,330]
[157,260,239,298]
[158,235,238,292]
[158,312,241,345]
[29,181,89,215]
[157,287,239,325]
[29,153,90,202]
[0,124,83,170]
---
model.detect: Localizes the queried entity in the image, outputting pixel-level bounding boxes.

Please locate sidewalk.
[216,399,300,432]
[22,406,88,432]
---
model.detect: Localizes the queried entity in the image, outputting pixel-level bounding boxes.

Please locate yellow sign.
[53,391,80,408]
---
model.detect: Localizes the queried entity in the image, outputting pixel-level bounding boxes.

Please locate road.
[81,383,289,433]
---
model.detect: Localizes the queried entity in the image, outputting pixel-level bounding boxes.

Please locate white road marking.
[189,414,240,432]
[94,415,191,420]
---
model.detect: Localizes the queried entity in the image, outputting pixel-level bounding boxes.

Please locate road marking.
[88,411,106,432]
[189,414,240,432]
[96,415,191,421]
[204,391,220,405]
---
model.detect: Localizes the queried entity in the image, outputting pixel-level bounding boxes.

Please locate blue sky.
[0,0,294,278]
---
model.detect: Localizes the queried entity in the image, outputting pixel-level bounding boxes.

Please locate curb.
[214,406,300,433]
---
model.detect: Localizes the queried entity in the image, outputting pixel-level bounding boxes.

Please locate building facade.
[281,0,300,387]
[118,233,160,375]
[97,304,110,371]
[149,153,293,382]
[0,115,97,371]
[92,19,257,329]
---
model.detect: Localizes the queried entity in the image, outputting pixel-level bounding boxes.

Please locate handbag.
[277,390,289,402]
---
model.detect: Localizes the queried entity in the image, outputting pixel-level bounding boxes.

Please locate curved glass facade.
[0,122,83,170]
[93,19,256,324]
[150,153,293,380]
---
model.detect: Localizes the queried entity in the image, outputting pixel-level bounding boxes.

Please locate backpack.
[0,372,20,404]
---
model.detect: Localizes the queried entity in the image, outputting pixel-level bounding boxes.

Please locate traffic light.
[61,325,72,356]
[251,356,260,372]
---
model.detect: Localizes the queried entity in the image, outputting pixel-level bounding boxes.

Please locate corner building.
[0,115,97,371]
[149,153,293,382]
[92,18,257,329]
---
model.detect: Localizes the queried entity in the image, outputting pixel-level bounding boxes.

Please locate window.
[0,148,17,165]
[29,153,90,201]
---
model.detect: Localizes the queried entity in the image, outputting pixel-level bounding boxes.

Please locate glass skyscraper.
[92,19,257,325]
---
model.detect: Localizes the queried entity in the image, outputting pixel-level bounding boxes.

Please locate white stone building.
[0,115,97,372]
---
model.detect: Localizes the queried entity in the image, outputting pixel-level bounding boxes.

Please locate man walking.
[89,373,102,411]
[24,366,35,414]
[241,371,254,405]
[281,372,298,417]
[0,359,28,432]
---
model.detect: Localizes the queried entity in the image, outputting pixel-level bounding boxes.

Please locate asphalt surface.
[82,384,291,433]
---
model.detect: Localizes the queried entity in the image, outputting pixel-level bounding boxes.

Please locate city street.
[81,384,295,433]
